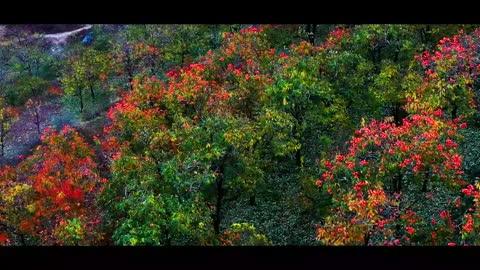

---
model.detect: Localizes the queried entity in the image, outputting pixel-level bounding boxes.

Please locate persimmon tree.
[99,26,286,244]
[406,29,480,119]
[61,48,114,113]
[457,182,480,245]
[315,111,473,245]
[4,24,480,247]
[0,126,105,245]
[101,24,480,246]
[305,25,473,127]
[264,40,349,168]
[113,41,161,90]
[100,71,219,245]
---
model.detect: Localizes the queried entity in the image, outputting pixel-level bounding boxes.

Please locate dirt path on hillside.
[43,24,92,45]
[0,24,92,46]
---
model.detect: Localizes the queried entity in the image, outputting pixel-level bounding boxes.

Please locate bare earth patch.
[1,99,64,165]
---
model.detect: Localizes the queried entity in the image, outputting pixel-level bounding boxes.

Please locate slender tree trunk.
[19,233,26,245]
[452,104,458,119]
[165,231,172,246]
[397,174,402,192]
[422,171,430,192]
[89,84,95,100]
[393,103,401,125]
[306,24,316,45]
[394,103,407,126]
[34,108,41,135]
[311,24,317,45]
[213,151,231,235]
[295,147,302,167]
[395,224,402,241]
[79,89,84,113]
[1,122,4,157]
[364,230,371,246]
[372,46,382,73]
[214,175,224,235]
[128,72,134,91]
[419,27,426,46]
[150,61,155,75]
[181,50,185,65]
[392,173,402,193]
[124,46,134,91]
[249,195,256,206]
[211,24,220,48]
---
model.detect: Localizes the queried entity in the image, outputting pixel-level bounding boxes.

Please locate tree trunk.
[214,175,224,235]
[124,46,134,91]
[419,27,426,46]
[422,171,429,192]
[128,74,134,91]
[79,89,84,113]
[213,151,230,235]
[393,103,402,125]
[364,231,370,246]
[397,174,402,192]
[295,147,302,167]
[19,233,26,245]
[394,224,402,240]
[1,122,4,157]
[35,109,41,135]
[211,25,220,48]
[89,84,95,100]
[249,195,256,206]
[452,104,458,119]
[165,231,171,246]
[311,24,317,45]
[306,24,316,45]
[1,136,4,157]
[391,172,402,194]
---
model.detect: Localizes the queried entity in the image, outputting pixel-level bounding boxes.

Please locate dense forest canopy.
[1,24,480,246]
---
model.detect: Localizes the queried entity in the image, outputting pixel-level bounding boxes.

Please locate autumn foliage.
[315,111,475,245]
[407,29,480,119]
[5,24,480,246]
[0,126,104,245]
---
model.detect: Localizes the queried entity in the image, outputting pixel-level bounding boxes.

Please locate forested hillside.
[1,24,480,246]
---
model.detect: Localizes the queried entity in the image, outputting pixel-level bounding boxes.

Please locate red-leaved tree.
[315,111,475,245]
[0,126,106,245]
